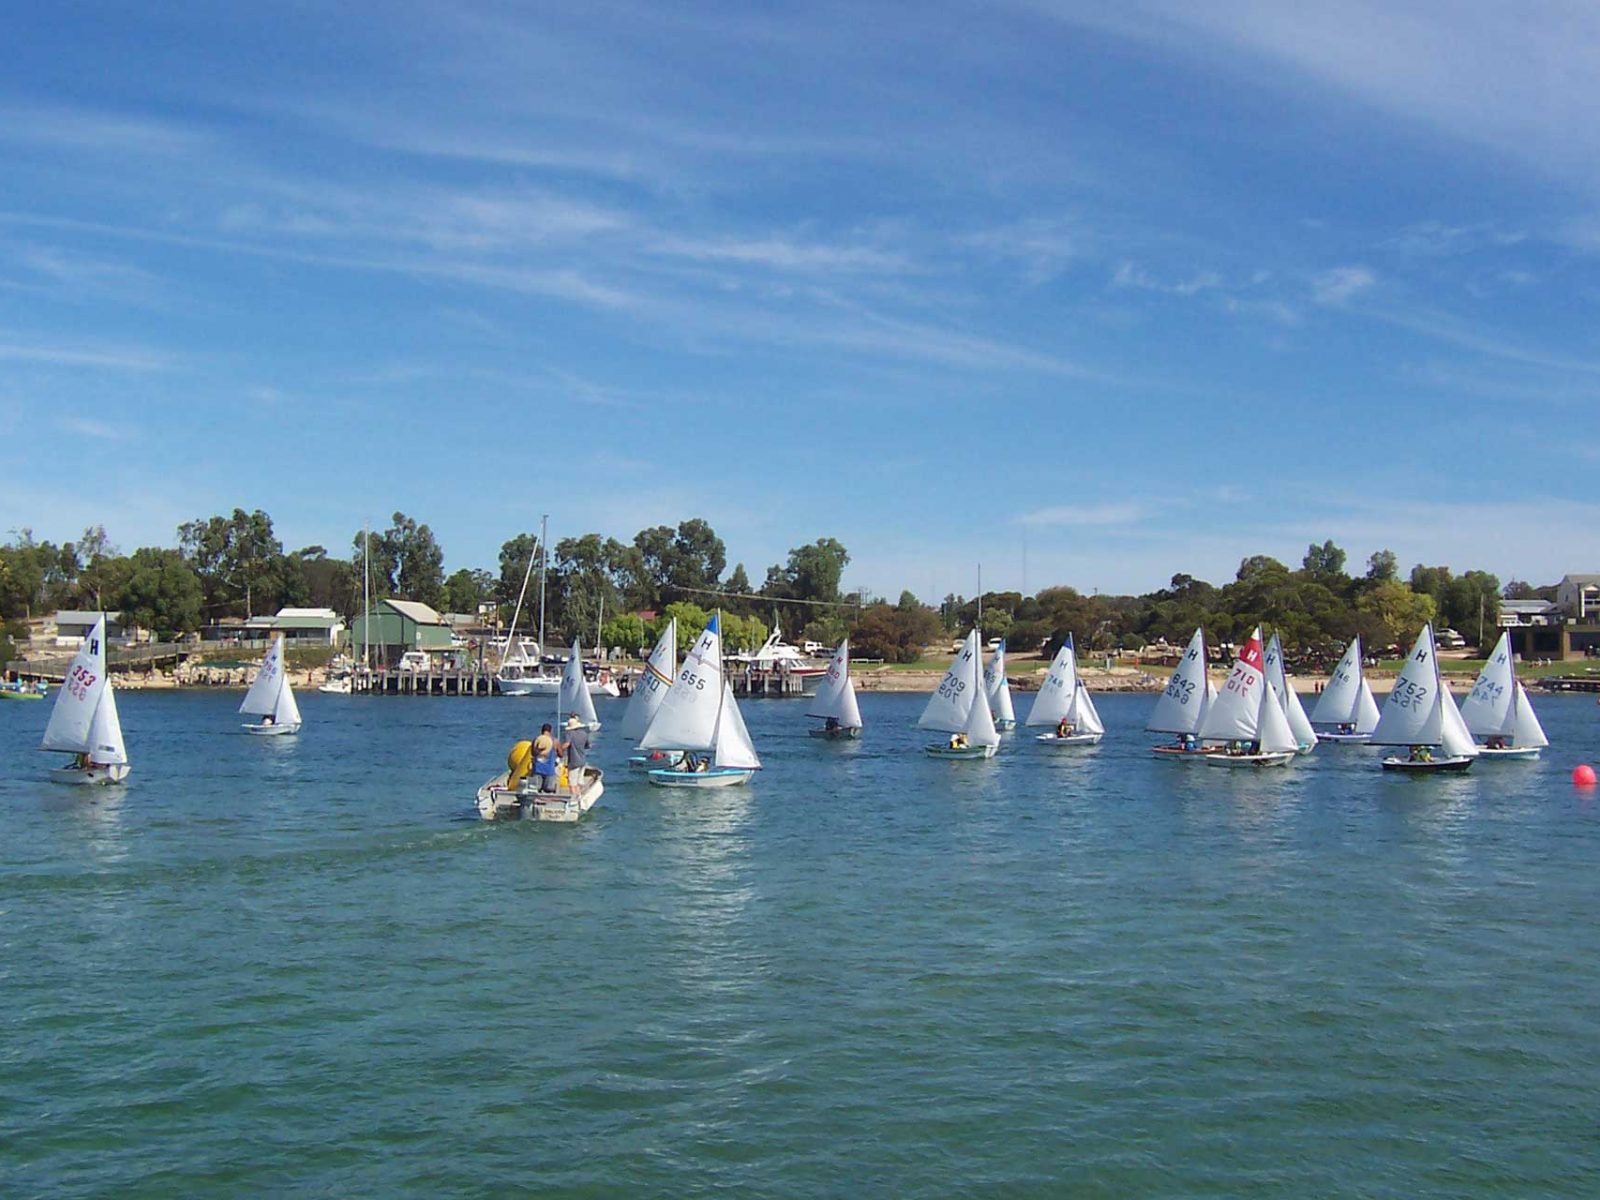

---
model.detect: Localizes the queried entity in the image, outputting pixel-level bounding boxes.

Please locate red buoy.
[1575,764,1598,787]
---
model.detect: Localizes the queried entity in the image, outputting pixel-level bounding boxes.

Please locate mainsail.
[560,639,601,727]
[1146,627,1212,735]
[41,615,116,757]
[1370,626,1446,747]
[621,619,676,740]
[808,638,863,729]
[919,630,982,733]
[983,642,1016,726]
[640,615,724,752]
[1264,632,1317,749]
[1198,627,1271,743]
[241,636,300,726]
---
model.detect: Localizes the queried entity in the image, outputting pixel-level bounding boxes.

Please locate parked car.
[398,650,430,672]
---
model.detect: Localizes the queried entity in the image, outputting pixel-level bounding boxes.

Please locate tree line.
[1,518,1514,668]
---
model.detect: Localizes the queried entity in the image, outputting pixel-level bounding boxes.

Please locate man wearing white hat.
[561,713,592,795]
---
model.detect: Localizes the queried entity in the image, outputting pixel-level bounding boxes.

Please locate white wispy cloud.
[1016,502,1146,527]
[1112,261,1224,296]
[58,416,129,440]
[1311,265,1376,305]
[0,337,172,371]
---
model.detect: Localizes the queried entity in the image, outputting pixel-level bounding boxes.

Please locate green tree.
[600,613,647,655]
[1356,580,1437,648]
[652,601,711,655]
[631,520,726,608]
[1302,539,1348,587]
[1366,549,1399,583]
[443,568,494,615]
[114,548,204,635]
[852,601,941,663]
[496,532,541,615]
[181,509,285,616]
[378,512,444,607]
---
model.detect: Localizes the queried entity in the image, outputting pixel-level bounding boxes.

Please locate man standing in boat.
[560,714,591,794]
[532,723,559,793]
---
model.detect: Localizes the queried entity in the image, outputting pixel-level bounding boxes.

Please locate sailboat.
[1197,627,1300,767]
[559,638,602,730]
[1459,631,1549,760]
[1026,634,1105,746]
[807,637,863,739]
[240,635,302,735]
[1370,625,1478,773]
[1262,632,1317,753]
[919,629,1000,759]
[622,618,676,741]
[1147,627,1220,758]
[1309,637,1381,742]
[640,614,762,787]
[982,641,1018,731]
[39,615,129,785]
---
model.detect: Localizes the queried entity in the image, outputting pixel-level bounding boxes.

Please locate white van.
[398,650,430,672]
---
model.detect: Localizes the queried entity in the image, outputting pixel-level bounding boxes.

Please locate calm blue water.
[3,688,1599,1197]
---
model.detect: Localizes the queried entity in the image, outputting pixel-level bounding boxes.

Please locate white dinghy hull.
[244,722,300,736]
[647,767,756,788]
[1035,732,1103,747]
[49,762,130,786]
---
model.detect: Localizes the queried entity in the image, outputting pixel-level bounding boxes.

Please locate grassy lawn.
[1372,657,1598,677]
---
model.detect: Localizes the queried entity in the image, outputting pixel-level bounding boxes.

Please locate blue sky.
[3,1,1597,597]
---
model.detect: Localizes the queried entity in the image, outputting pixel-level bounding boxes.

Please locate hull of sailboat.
[993,718,1017,731]
[48,762,130,786]
[1151,743,1222,760]
[317,678,351,695]
[1,689,44,700]
[1035,732,1103,747]
[243,721,300,736]
[647,767,756,788]
[476,768,604,821]
[629,751,688,770]
[1204,751,1295,768]
[1475,746,1541,761]
[1380,756,1474,773]
[808,725,862,740]
[923,743,998,759]
[1317,731,1373,743]
[497,674,617,697]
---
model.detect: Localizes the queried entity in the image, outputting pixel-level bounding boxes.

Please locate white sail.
[712,681,762,769]
[1198,628,1270,742]
[1310,637,1364,727]
[1255,671,1299,754]
[1513,683,1550,748]
[1460,631,1517,739]
[1025,639,1078,727]
[983,642,1016,725]
[86,679,128,765]
[240,637,287,717]
[1354,679,1380,733]
[964,672,1001,748]
[1263,633,1317,748]
[41,615,110,754]
[1147,627,1212,734]
[639,616,724,751]
[1371,626,1445,747]
[622,619,676,740]
[561,639,600,727]
[919,630,981,733]
[807,638,862,729]
[1439,686,1481,758]
[1068,679,1105,736]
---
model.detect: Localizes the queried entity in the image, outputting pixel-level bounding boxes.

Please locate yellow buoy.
[506,739,533,789]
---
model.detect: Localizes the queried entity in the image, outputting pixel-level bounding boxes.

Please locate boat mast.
[362,522,370,673]
[536,513,549,661]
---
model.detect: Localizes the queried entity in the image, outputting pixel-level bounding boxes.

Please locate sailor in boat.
[1055,717,1074,739]
[1486,735,1506,750]
[262,714,275,727]
[1337,722,1355,735]
[949,732,968,751]
[532,723,559,793]
[825,716,840,735]
[561,714,591,794]
[1408,744,1433,764]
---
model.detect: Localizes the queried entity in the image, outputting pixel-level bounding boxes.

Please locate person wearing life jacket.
[532,723,559,792]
